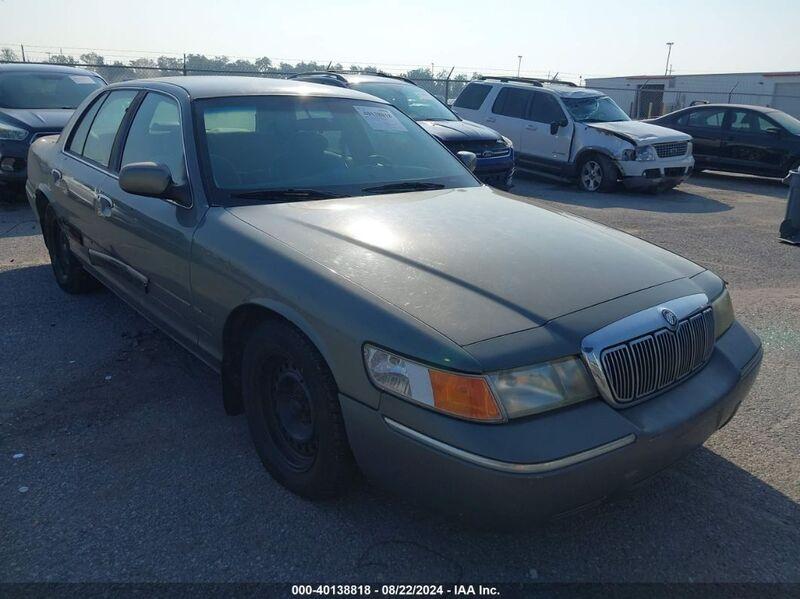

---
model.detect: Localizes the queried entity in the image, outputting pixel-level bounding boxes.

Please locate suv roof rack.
[477,76,578,88]
[288,70,417,86]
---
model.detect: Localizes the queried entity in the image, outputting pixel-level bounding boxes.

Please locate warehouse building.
[585,71,800,119]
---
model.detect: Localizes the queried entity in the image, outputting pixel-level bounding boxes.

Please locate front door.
[93,91,204,346]
[518,90,573,174]
[677,106,727,168]
[482,86,533,149]
[723,108,791,176]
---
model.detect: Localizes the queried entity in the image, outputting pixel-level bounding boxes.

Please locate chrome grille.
[600,308,714,404]
[654,141,688,158]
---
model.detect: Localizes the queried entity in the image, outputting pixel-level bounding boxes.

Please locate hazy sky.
[2,0,798,79]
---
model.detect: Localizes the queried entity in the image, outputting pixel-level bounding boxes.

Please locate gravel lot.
[1,173,798,583]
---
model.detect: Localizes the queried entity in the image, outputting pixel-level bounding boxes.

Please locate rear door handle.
[485,117,496,123]
[95,193,114,217]
[525,125,538,131]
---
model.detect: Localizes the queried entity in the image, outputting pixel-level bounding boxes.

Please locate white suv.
[453,77,694,192]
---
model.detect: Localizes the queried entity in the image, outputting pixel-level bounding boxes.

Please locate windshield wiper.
[362,181,446,194]
[230,188,342,202]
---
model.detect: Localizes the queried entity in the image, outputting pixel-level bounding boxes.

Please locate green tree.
[1,48,19,62]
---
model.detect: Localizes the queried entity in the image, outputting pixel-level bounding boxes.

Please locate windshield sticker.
[354,105,406,132]
[69,75,97,85]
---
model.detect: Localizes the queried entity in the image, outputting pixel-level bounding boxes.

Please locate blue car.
[0,63,105,193]
[289,71,515,188]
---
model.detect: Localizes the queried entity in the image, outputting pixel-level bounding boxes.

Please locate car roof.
[477,78,604,98]
[290,71,416,87]
[671,103,780,114]
[0,62,102,78]
[106,75,392,102]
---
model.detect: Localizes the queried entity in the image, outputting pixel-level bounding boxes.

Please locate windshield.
[769,110,800,136]
[350,82,457,122]
[0,71,104,109]
[194,95,478,204]
[562,95,630,123]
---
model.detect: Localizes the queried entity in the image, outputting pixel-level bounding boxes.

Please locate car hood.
[228,186,703,346]
[417,119,500,142]
[0,108,73,131]
[586,120,691,145]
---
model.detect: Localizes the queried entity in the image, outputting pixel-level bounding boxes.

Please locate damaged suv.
[453,77,694,192]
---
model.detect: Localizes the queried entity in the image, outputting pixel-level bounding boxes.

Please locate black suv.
[0,63,105,193]
[289,71,514,188]
[651,103,800,180]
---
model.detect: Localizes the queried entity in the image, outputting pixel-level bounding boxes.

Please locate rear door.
[57,90,138,265]
[723,108,791,176]
[92,90,203,346]
[451,82,494,122]
[518,90,572,174]
[675,107,727,167]
[484,86,533,149]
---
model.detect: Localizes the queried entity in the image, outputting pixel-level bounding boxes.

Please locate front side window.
[680,108,725,128]
[492,87,532,119]
[561,95,629,123]
[768,110,800,135]
[194,95,478,204]
[82,90,137,167]
[728,110,780,134]
[67,92,107,155]
[350,82,456,122]
[121,93,186,185]
[528,92,567,124]
[453,83,492,110]
[0,71,104,109]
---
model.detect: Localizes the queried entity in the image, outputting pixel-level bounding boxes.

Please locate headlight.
[0,120,29,141]
[500,135,513,149]
[711,287,734,339]
[488,357,597,418]
[687,141,694,155]
[363,345,503,422]
[634,145,658,161]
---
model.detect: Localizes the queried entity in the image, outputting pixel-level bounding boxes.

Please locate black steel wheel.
[45,206,99,294]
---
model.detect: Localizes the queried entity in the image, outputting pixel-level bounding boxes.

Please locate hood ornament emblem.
[660,308,679,330]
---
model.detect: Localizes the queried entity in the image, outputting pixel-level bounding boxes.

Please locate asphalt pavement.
[1,173,798,583]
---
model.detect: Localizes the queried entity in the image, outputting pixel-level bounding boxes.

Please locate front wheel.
[242,320,356,498]
[577,154,618,192]
[45,207,99,294]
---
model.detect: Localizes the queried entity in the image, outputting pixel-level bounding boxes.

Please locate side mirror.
[119,162,189,205]
[457,150,477,172]
[550,120,567,135]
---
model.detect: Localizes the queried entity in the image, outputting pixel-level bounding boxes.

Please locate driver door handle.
[51,169,62,182]
[525,125,538,131]
[95,193,114,217]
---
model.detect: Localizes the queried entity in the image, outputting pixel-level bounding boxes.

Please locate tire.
[783,161,800,186]
[242,320,356,498]
[577,154,618,192]
[44,207,99,294]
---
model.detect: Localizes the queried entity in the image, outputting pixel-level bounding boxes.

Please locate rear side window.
[492,87,532,119]
[453,83,492,110]
[679,108,725,128]
[67,93,107,155]
[82,90,138,167]
[121,93,186,185]
[528,92,566,124]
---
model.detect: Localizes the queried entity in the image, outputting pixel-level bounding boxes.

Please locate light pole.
[664,42,674,77]
[517,55,522,77]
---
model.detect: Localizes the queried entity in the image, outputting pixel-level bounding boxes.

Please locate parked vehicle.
[453,77,694,192]
[27,77,762,523]
[289,71,514,188]
[0,64,105,192]
[650,104,800,180]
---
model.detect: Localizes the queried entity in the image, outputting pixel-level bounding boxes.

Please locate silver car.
[26,77,762,523]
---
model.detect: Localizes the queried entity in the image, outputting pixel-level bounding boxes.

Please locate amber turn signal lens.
[429,370,503,422]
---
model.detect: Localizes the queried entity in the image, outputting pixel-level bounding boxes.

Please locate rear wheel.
[577,154,618,192]
[45,207,99,294]
[242,320,356,498]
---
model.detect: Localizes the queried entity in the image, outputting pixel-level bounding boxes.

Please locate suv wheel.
[242,320,356,498]
[578,155,618,192]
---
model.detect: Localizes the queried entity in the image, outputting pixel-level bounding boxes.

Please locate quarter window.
[67,92,107,155]
[453,83,492,110]
[528,92,566,124]
[121,93,186,185]
[492,87,532,119]
[82,90,137,167]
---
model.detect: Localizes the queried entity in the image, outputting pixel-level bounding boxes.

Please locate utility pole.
[664,42,674,77]
[20,45,26,62]
[517,55,522,77]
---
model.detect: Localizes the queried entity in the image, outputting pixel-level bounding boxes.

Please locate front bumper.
[341,320,761,524]
[474,152,514,188]
[0,139,31,185]
[616,154,695,189]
